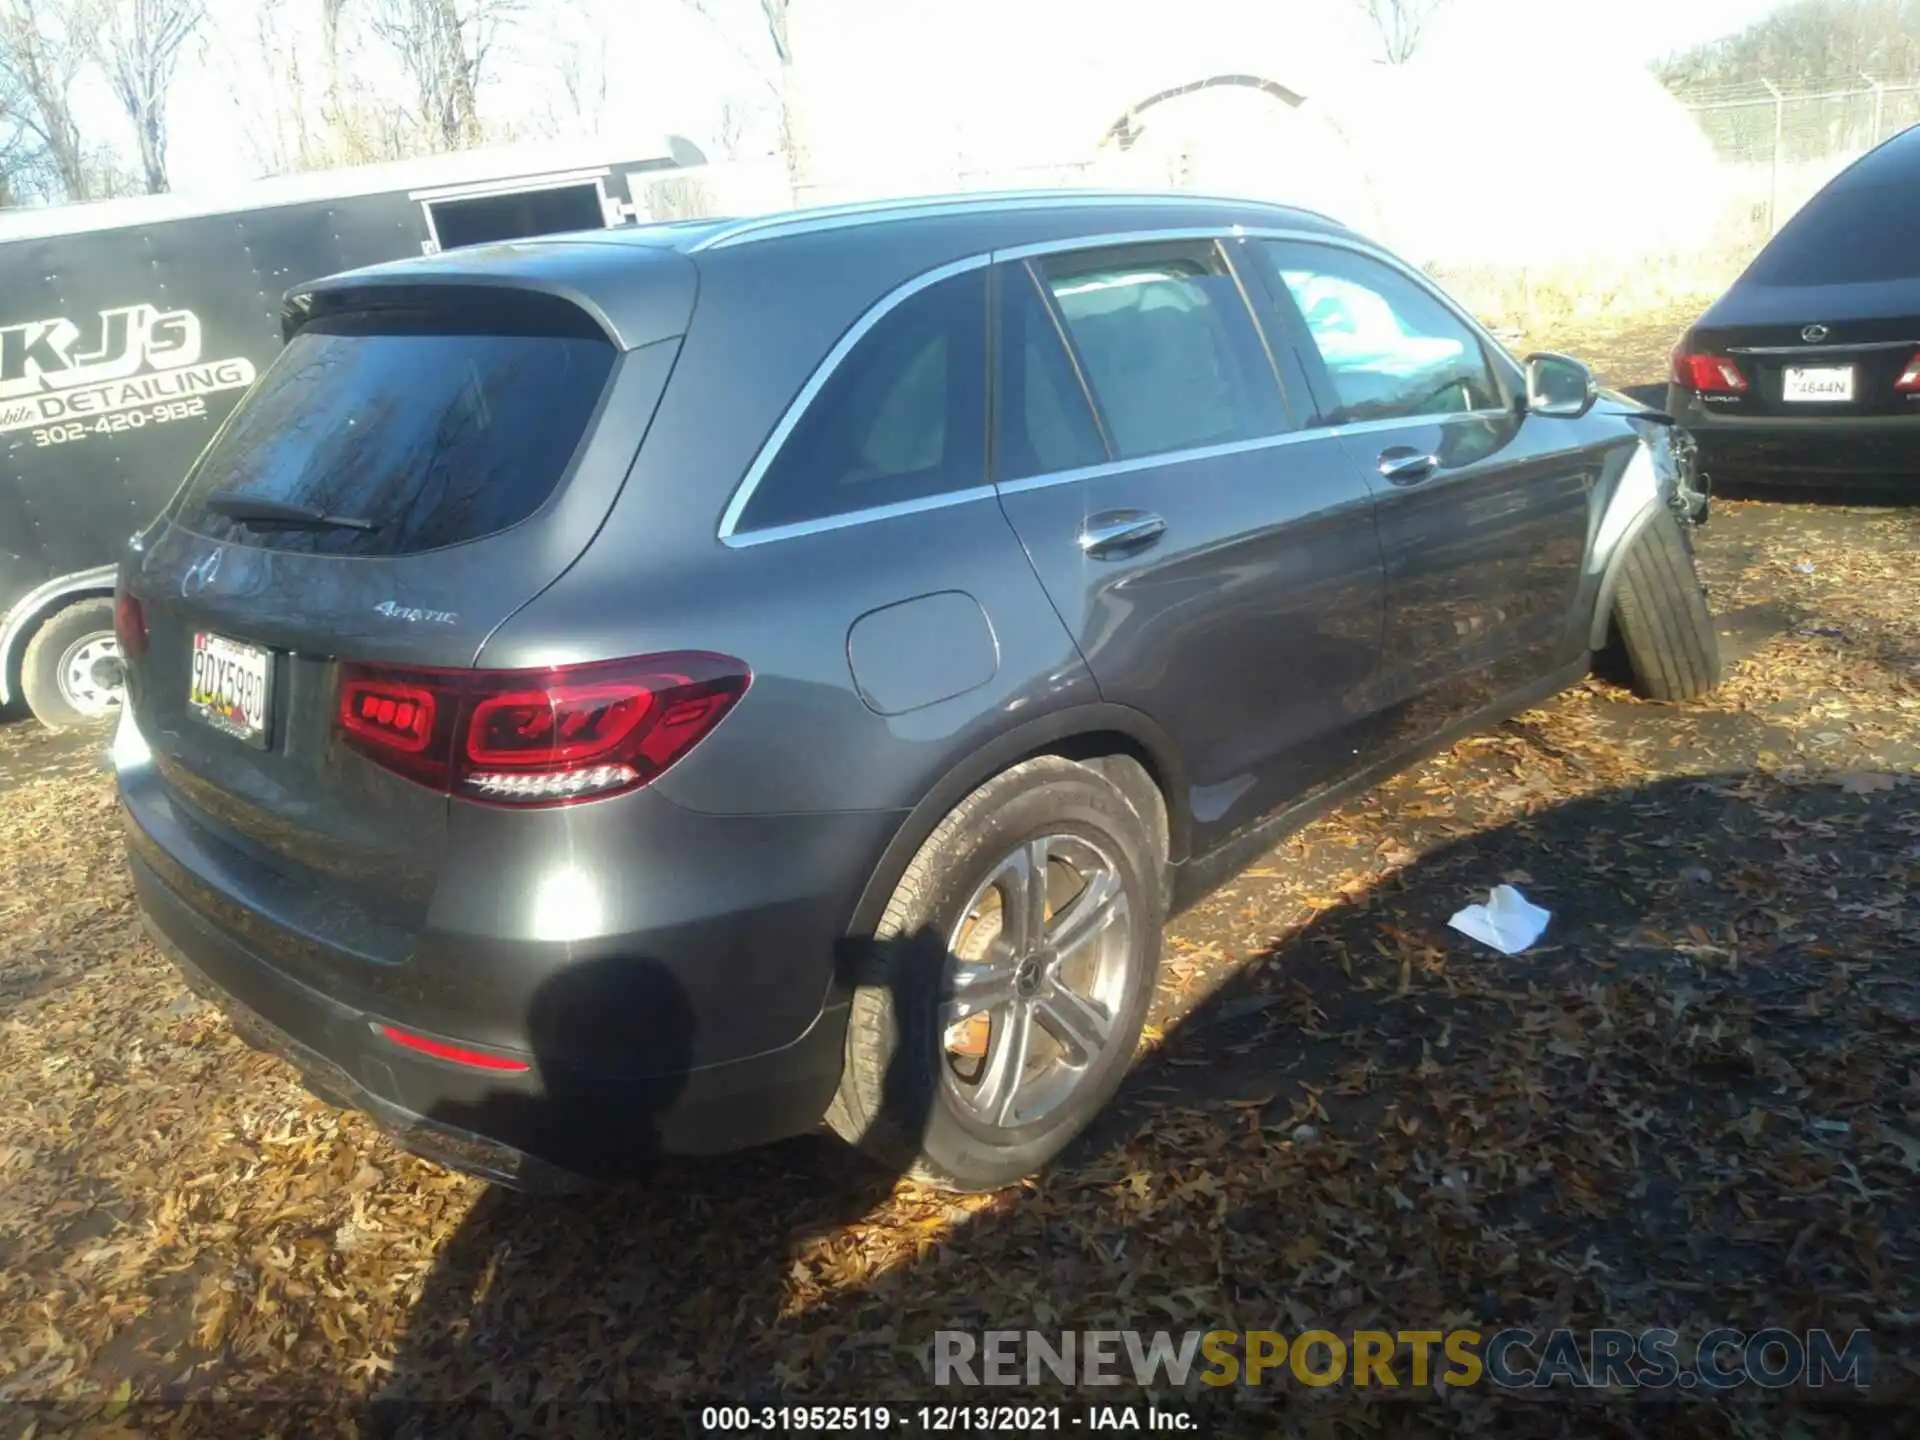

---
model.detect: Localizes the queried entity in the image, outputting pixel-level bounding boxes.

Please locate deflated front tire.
[1609,508,1722,702]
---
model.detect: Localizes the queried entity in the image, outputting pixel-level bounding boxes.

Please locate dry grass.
[1436,252,1746,349]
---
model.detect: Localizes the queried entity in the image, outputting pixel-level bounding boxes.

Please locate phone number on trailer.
[30,398,208,445]
[700,1405,1196,1433]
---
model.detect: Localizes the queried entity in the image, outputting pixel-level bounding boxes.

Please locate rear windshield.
[174,308,615,557]
[1744,178,1920,287]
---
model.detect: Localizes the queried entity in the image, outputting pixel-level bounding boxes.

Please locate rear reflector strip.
[376,1023,532,1073]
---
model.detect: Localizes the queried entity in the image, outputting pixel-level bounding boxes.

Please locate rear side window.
[1254,241,1501,424]
[176,305,615,557]
[1039,241,1288,461]
[1743,176,1920,286]
[735,267,988,533]
[993,263,1108,481]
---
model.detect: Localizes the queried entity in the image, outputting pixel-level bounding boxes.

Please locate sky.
[136,0,1798,195]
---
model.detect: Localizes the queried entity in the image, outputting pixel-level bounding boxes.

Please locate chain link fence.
[1679,75,1920,241]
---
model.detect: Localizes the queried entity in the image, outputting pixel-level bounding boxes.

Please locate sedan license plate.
[1782,365,1854,403]
[189,632,273,747]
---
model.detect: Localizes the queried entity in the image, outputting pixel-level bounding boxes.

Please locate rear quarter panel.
[475,227,1101,820]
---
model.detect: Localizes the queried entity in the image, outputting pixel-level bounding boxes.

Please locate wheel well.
[844,711,1189,942]
[3,586,114,707]
[1045,732,1175,870]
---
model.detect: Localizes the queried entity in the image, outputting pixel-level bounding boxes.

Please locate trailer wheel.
[21,598,123,730]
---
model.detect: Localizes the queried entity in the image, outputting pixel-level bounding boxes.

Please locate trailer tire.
[20,598,123,730]
[1611,510,1721,702]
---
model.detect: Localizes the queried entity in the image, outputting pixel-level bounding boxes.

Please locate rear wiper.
[203,490,379,532]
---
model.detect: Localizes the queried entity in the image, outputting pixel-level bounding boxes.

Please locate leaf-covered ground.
[2,325,1917,1436]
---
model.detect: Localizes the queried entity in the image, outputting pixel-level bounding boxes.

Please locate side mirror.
[1524,352,1597,419]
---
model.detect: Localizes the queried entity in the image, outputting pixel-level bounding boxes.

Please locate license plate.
[1782,365,1855,403]
[189,632,273,747]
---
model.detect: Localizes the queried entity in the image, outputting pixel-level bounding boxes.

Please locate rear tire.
[20,598,122,730]
[1612,510,1721,702]
[826,756,1164,1193]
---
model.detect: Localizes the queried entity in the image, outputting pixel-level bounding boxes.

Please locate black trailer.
[0,136,709,727]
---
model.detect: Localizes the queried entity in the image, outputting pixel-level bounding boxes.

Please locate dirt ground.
[1,324,1916,1435]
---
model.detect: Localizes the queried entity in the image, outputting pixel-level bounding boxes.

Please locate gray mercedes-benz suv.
[114,192,1719,1192]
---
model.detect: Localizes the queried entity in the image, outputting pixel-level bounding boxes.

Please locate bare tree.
[1658,0,1920,93]
[536,10,608,139]
[0,0,98,200]
[714,95,753,158]
[1353,0,1445,64]
[367,0,522,151]
[684,0,812,191]
[0,54,36,201]
[322,0,349,114]
[97,0,205,193]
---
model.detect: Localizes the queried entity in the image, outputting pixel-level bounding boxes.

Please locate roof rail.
[687,189,1342,252]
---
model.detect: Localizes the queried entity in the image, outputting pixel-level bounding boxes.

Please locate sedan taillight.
[336,653,751,806]
[1671,346,1750,395]
[1896,352,1920,393]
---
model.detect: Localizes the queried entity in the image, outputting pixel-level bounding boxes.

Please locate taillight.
[1897,352,1920,393]
[1671,347,1749,394]
[113,588,147,658]
[335,653,750,806]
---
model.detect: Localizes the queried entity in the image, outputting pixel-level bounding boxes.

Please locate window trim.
[1007,259,1116,470]
[717,227,1524,547]
[716,254,991,544]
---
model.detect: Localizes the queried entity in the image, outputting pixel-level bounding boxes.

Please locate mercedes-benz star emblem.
[1802,324,1831,343]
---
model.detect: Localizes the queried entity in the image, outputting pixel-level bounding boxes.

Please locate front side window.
[735,267,988,533]
[1038,241,1289,461]
[1255,242,1502,424]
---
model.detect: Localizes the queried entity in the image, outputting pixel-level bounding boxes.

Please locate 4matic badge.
[373,601,460,626]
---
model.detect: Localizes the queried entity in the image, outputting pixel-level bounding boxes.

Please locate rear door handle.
[1078,510,1166,559]
[1378,448,1439,485]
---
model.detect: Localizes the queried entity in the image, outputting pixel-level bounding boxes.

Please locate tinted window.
[738,267,987,533]
[1743,175,1920,286]
[1255,242,1501,424]
[993,263,1107,481]
[176,308,615,557]
[1040,241,1288,461]
[428,183,608,250]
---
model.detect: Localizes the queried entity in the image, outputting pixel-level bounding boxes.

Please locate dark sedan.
[1668,124,1920,490]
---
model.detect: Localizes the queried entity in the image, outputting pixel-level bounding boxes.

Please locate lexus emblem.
[1802,324,1831,343]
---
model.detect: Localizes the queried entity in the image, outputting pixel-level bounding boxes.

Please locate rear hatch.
[121,257,692,941]
[1686,299,1920,420]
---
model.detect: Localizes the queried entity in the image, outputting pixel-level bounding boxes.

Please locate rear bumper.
[118,760,890,1185]
[131,843,852,1185]
[1669,390,1920,483]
